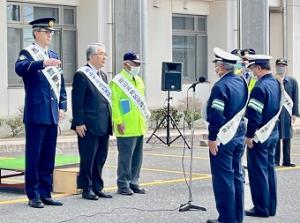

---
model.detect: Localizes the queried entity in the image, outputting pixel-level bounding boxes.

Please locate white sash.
[112,74,151,120]
[253,84,284,143]
[77,66,111,106]
[25,44,61,102]
[283,90,293,117]
[217,78,249,145]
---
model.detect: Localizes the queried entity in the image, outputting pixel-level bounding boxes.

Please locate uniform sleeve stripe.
[249,99,264,110]
[212,99,225,108]
[211,104,224,112]
[248,102,263,113]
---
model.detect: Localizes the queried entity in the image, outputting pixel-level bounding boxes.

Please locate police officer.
[206,48,248,223]
[15,18,67,208]
[275,58,299,167]
[244,54,281,217]
[231,48,256,92]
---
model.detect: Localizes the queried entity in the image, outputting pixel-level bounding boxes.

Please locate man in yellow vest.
[110,51,150,195]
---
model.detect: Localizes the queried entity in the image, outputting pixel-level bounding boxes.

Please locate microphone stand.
[179,83,206,212]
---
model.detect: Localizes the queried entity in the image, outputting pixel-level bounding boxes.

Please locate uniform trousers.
[116,136,144,190]
[77,130,109,191]
[247,130,278,216]
[209,125,245,223]
[275,138,292,165]
[25,123,58,200]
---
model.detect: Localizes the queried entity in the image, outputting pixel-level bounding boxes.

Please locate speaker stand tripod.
[179,84,206,212]
[146,91,191,149]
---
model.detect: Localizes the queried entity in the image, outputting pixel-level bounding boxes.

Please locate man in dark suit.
[15,18,67,208]
[71,43,112,200]
[275,58,299,167]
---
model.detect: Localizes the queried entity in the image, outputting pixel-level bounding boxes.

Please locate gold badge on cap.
[48,20,54,27]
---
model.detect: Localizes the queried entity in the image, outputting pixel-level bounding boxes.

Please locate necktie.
[98,71,108,83]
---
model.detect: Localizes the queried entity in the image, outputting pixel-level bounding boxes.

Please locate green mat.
[0,155,79,171]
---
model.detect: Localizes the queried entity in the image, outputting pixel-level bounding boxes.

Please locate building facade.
[0,0,299,129]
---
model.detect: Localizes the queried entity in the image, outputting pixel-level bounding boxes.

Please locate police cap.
[230,48,256,58]
[212,47,240,64]
[244,54,273,68]
[275,58,288,66]
[29,17,56,31]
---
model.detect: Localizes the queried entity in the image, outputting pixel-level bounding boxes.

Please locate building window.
[6,2,77,87]
[172,14,207,82]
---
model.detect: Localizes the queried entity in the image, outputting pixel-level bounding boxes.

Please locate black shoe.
[245,208,269,217]
[117,188,134,196]
[82,190,99,200]
[282,163,296,167]
[130,184,146,194]
[93,190,112,198]
[275,163,280,167]
[206,219,223,223]
[28,199,44,208]
[41,197,63,206]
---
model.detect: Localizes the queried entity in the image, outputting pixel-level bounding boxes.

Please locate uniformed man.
[244,54,281,217]
[206,48,248,223]
[110,51,150,196]
[231,48,257,92]
[71,43,113,200]
[15,18,67,208]
[231,48,257,181]
[275,58,299,167]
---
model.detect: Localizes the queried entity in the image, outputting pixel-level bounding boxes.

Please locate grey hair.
[222,62,235,72]
[86,42,106,61]
[32,27,42,39]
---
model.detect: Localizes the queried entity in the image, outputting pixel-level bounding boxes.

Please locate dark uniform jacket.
[246,73,281,138]
[278,76,299,139]
[15,47,67,125]
[207,72,248,141]
[71,64,112,136]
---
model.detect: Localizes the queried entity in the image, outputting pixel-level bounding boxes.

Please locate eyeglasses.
[93,52,108,57]
[38,30,54,36]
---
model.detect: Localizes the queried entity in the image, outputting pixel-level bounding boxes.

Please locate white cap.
[244,54,273,68]
[212,47,241,64]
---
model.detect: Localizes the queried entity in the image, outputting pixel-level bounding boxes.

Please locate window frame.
[6,2,77,88]
[172,14,208,84]
[6,2,22,23]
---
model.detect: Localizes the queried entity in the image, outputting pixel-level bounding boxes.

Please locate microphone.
[188,76,207,89]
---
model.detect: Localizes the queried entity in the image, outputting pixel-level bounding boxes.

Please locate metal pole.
[167,91,170,146]
[111,0,116,76]
[283,0,287,58]
[188,86,196,202]
[140,0,148,95]
[238,0,242,49]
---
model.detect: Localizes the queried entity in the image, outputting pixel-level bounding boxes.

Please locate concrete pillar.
[0,1,8,116]
[241,0,269,54]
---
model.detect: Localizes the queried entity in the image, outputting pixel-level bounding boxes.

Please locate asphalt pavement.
[0,131,300,223]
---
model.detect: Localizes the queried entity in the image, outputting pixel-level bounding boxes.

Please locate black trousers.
[275,139,291,165]
[77,131,109,191]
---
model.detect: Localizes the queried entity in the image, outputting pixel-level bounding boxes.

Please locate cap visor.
[246,61,255,68]
[212,58,222,63]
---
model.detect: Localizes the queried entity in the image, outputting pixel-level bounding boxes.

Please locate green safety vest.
[110,69,147,137]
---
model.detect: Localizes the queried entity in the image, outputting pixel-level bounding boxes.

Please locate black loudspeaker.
[161,62,182,91]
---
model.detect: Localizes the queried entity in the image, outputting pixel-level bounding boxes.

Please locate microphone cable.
[58,206,180,223]
[180,87,193,200]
